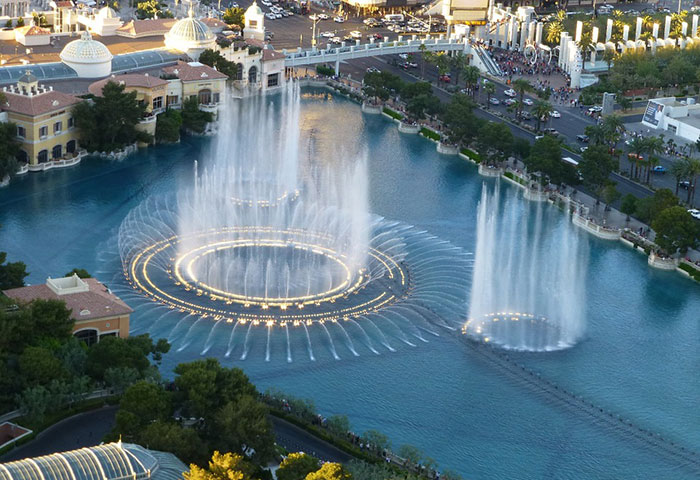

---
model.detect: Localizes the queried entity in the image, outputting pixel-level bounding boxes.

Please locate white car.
[349,30,362,39]
[330,36,341,44]
[588,105,603,113]
[309,14,318,20]
[265,12,275,19]
[504,98,516,106]
[688,208,700,220]
[504,89,516,97]
[523,98,533,106]
[398,53,408,59]
[489,97,500,105]
[320,31,334,38]
[261,0,271,5]
[318,13,329,20]
[333,16,344,23]
[551,110,561,118]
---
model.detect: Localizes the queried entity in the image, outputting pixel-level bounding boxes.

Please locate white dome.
[166,14,215,44]
[245,1,263,17]
[60,31,113,78]
[97,6,118,19]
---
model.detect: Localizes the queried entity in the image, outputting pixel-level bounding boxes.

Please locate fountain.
[118,84,471,360]
[463,183,587,351]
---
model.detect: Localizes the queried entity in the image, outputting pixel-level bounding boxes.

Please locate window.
[39,126,48,138]
[267,73,279,87]
[166,95,179,107]
[153,96,163,110]
[16,126,25,138]
[213,93,220,104]
[66,140,76,154]
[249,20,257,28]
[68,117,74,128]
[248,66,258,84]
[75,329,98,347]
[52,144,62,159]
[54,121,62,134]
[198,89,212,104]
[38,150,48,163]
[235,64,243,81]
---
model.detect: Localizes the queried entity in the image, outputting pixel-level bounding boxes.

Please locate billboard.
[643,101,665,127]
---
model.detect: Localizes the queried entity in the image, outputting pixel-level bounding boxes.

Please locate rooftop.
[117,18,177,38]
[3,276,133,321]
[1,85,80,116]
[161,60,227,82]
[88,73,168,95]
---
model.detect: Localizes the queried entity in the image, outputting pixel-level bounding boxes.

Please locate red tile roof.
[16,25,52,36]
[88,74,167,96]
[2,90,81,116]
[116,18,176,37]
[161,60,228,82]
[52,0,74,7]
[201,17,225,28]
[4,278,133,322]
[262,48,285,61]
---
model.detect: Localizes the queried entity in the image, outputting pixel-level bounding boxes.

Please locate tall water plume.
[465,183,587,351]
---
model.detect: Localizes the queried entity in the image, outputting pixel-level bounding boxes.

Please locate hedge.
[678,263,700,282]
[316,65,335,77]
[503,171,526,185]
[460,147,482,164]
[382,107,404,120]
[420,127,441,141]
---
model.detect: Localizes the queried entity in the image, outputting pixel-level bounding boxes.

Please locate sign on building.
[642,100,665,127]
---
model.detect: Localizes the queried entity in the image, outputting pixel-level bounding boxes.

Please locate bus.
[384,14,404,23]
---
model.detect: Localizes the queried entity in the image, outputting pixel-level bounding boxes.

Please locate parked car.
[523,98,533,106]
[544,128,560,136]
[320,31,334,38]
[331,36,342,44]
[688,208,700,220]
[550,110,561,118]
[576,134,589,142]
[652,165,667,174]
[680,180,691,189]
[504,89,516,97]
[349,30,362,39]
[489,97,500,105]
[504,98,517,106]
[265,12,276,19]
[588,105,603,113]
[309,14,318,20]
[372,33,383,40]
[333,16,344,22]
[398,53,409,59]
[318,13,329,20]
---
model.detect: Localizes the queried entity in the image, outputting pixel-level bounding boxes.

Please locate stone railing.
[648,252,679,270]
[572,213,621,240]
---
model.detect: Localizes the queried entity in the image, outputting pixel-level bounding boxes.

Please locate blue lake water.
[0,90,698,479]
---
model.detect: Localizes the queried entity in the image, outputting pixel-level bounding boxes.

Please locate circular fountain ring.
[462,312,571,352]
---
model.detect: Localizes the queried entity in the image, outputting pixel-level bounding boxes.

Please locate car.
[489,97,500,105]
[265,12,275,19]
[275,12,282,18]
[281,10,289,16]
[535,134,545,140]
[576,134,589,142]
[309,14,318,20]
[406,62,418,68]
[504,89,516,97]
[680,180,691,189]
[333,16,344,22]
[366,66,380,73]
[652,165,667,174]
[372,33,383,40]
[331,36,342,44]
[504,98,517,106]
[320,31,334,38]
[398,53,408,59]
[580,146,588,153]
[688,208,700,220]
[439,74,451,83]
[523,98,533,106]
[261,0,271,5]
[318,13,329,20]
[544,128,559,136]
[588,105,603,113]
[550,110,561,118]
[349,30,362,39]
[285,10,293,15]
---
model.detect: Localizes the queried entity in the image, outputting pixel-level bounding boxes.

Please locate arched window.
[16,150,28,164]
[74,329,98,347]
[248,65,258,84]
[52,144,62,159]
[37,150,48,163]
[198,89,212,105]
[235,63,243,81]
[66,140,76,154]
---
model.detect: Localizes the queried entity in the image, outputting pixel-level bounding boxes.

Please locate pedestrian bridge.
[282,36,501,76]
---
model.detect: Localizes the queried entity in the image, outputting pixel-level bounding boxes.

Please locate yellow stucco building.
[2,72,82,170]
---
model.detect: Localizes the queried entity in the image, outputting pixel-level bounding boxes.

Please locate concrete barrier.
[478,164,502,177]
[648,252,679,270]
[361,103,382,114]
[572,214,621,240]
[437,142,459,155]
[398,122,420,134]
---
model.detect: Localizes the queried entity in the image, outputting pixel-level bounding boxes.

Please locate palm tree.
[484,82,496,108]
[601,114,625,148]
[532,100,553,132]
[670,159,689,195]
[512,78,532,120]
[627,136,646,179]
[545,10,566,45]
[463,65,480,99]
[603,48,616,72]
[685,157,700,204]
[644,136,665,184]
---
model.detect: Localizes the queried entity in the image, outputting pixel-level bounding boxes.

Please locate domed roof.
[245,1,263,17]
[60,31,113,64]
[97,6,118,19]
[166,10,215,45]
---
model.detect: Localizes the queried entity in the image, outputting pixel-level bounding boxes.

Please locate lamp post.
[311,15,319,48]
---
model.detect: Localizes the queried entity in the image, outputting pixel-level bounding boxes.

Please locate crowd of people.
[492,48,564,80]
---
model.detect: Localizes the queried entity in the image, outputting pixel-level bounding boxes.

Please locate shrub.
[382,107,403,120]
[679,263,700,282]
[420,127,440,141]
[460,147,482,163]
[316,65,335,77]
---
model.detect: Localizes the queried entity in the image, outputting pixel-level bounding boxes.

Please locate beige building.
[3,274,133,346]
[88,73,168,114]
[1,72,82,169]
[161,60,227,109]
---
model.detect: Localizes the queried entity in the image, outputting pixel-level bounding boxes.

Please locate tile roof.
[17,25,52,36]
[2,90,81,116]
[4,278,133,321]
[88,73,167,96]
[161,60,228,82]
[262,48,285,61]
[201,17,226,28]
[116,18,176,37]
[52,0,75,7]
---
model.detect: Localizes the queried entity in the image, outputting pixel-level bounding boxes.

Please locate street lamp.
[311,15,319,48]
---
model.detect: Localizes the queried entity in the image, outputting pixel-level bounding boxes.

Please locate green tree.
[28,299,74,342]
[16,385,52,422]
[87,334,161,380]
[181,97,214,134]
[104,366,141,394]
[400,81,432,101]
[511,78,532,120]
[513,137,531,161]
[156,109,183,143]
[441,94,481,145]
[73,81,149,152]
[223,7,245,28]
[634,188,679,223]
[326,414,350,437]
[304,463,350,480]
[652,206,700,254]
[198,49,238,79]
[16,16,24,27]
[114,381,171,438]
[620,194,638,221]
[185,451,258,480]
[525,135,576,186]
[140,421,208,465]
[483,81,496,108]
[398,444,423,463]
[277,453,321,480]
[19,346,67,386]
[0,251,28,289]
[601,183,621,211]
[462,65,480,98]
[578,145,617,203]
[531,100,553,132]
[360,429,390,451]
[136,0,170,19]
[0,121,21,179]
[475,122,513,166]
[64,268,91,278]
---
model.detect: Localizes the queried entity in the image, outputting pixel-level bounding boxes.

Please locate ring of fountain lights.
[125,226,411,326]
[462,312,560,348]
[231,188,301,208]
